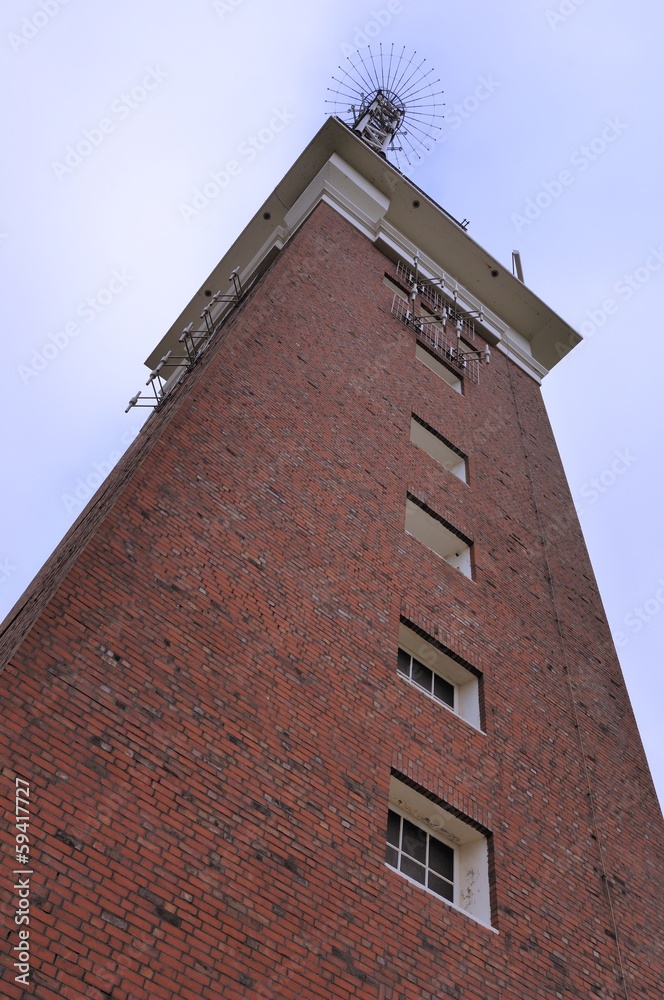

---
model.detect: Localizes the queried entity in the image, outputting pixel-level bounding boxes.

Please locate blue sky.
[1,0,662,805]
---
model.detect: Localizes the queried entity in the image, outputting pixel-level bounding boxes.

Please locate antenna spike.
[325,44,444,169]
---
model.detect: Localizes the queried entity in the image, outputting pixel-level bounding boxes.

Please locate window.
[398,648,455,708]
[397,622,482,730]
[385,808,454,901]
[385,775,493,927]
[415,344,462,393]
[405,494,473,579]
[410,415,467,482]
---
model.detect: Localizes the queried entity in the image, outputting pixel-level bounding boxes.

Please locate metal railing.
[125,270,243,412]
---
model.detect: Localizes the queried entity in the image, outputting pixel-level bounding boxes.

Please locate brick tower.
[1,118,662,1000]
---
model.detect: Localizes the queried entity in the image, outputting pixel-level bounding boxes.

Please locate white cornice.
[254,154,548,383]
[146,119,580,384]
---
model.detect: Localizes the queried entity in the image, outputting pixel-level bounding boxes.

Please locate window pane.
[400,855,426,885]
[411,658,433,693]
[397,648,411,676]
[401,818,427,864]
[386,809,401,847]
[385,844,398,868]
[428,837,454,881]
[428,872,454,901]
[433,674,455,708]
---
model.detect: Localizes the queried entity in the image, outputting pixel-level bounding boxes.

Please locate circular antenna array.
[326,44,444,170]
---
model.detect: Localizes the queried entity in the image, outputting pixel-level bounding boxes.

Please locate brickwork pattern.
[1,202,662,999]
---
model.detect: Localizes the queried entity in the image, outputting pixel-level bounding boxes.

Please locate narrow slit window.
[415,344,462,393]
[410,415,468,482]
[405,495,472,579]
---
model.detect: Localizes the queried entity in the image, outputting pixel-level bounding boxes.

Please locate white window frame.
[385,806,456,903]
[386,776,494,929]
[397,622,483,731]
[397,647,458,713]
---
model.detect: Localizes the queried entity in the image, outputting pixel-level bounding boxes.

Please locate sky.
[1,0,662,806]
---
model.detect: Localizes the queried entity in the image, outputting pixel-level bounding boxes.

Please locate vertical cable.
[505,359,631,999]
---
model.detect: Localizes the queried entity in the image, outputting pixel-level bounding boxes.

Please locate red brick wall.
[1,201,661,1000]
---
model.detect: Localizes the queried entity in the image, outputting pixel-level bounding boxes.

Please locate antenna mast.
[326,44,445,169]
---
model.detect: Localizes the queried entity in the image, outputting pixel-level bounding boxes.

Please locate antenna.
[512,251,524,282]
[125,269,244,413]
[389,254,490,384]
[326,43,444,169]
